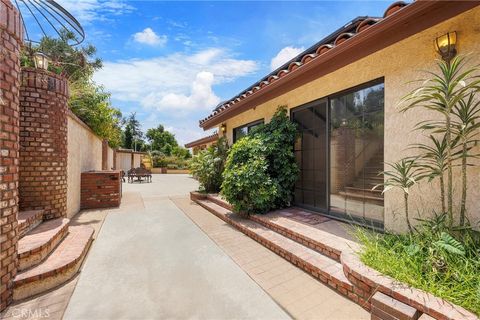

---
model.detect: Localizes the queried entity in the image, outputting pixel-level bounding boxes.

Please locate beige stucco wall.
[67,114,114,218]
[115,152,142,172]
[217,7,480,232]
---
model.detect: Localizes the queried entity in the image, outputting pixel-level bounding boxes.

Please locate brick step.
[18,218,70,271]
[13,226,94,301]
[250,213,360,262]
[18,210,44,238]
[195,199,362,302]
[338,191,384,205]
[344,186,383,197]
[206,194,233,211]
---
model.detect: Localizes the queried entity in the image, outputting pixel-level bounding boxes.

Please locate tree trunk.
[460,143,467,225]
[445,114,454,228]
[440,174,446,214]
[404,193,412,233]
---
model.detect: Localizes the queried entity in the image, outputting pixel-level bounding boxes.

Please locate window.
[233,119,264,142]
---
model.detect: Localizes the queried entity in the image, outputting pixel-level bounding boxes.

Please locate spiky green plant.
[401,56,480,227]
[374,159,422,232]
[451,93,480,225]
[410,135,448,214]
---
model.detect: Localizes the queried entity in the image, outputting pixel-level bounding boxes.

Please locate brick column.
[19,68,69,220]
[0,0,23,311]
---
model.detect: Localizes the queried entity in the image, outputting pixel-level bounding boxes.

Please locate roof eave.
[200,0,479,130]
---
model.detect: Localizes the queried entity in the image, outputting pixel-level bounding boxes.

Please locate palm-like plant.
[374,159,422,232]
[410,135,448,214]
[401,56,480,227]
[451,93,480,225]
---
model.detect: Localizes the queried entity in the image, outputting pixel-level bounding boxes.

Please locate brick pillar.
[102,139,108,170]
[0,0,23,311]
[19,68,69,220]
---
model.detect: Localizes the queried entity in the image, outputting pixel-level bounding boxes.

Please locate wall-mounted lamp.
[435,31,457,62]
[33,52,50,70]
[220,123,227,134]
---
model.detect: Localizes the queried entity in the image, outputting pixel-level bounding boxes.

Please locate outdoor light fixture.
[33,52,50,70]
[221,124,227,133]
[435,31,457,62]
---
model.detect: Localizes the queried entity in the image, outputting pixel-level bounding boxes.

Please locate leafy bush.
[152,154,190,169]
[222,137,278,214]
[221,106,298,213]
[357,219,480,315]
[189,137,229,193]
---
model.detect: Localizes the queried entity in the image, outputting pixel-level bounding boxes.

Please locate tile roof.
[200,1,409,127]
[184,132,219,148]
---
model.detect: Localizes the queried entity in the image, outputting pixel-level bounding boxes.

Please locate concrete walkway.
[64,175,289,320]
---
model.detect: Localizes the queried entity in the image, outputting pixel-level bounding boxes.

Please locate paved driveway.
[64,174,290,320]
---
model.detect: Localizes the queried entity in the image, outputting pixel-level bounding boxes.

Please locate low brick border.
[191,193,479,320]
[341,251,478,320]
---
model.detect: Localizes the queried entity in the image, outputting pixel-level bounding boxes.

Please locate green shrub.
[356,217,480,315]
[152,155,167,168]
[222,137,278,214]
[189,137,229,193]
[221,106,298,213]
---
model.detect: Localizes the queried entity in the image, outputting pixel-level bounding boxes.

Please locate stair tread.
[198,200,353,289]
[14,226,94,285]
[253,213,360,255]
[18,218,69,256]
[18,210,43,224]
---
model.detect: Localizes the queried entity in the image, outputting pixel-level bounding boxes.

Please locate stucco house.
[185,132,219,155]
[196,1,480,233]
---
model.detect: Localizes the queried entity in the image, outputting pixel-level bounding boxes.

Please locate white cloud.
[93,48,257,112]
[55,0,135,24]
[270,46,305,71]
[143,72,220,111]
[133,28,167,46]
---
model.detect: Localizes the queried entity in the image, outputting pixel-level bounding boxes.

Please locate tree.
[124,113,144,151]
[21,30,122,147]
[145,124,178,155]
[22,30,102,82]
[69,79,123,147]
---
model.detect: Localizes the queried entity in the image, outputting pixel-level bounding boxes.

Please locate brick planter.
[19,68,69,219]
[0,0,23,311]
[81,171,122,209]
[192,194,479,320]
[341,251,478,320]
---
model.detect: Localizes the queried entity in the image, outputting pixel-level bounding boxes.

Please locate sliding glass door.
[291,80,384,228]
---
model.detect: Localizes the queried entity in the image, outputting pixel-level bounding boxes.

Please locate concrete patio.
[2,174,368,319]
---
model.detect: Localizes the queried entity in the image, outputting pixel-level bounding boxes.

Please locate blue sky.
[55,0,391,145]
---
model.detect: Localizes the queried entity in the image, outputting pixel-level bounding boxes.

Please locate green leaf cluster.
[221,106,299,214]
[190,137,229,193]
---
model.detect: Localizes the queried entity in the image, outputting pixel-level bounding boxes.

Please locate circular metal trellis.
[13,0,85,46]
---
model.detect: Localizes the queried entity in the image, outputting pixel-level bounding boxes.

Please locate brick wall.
[81,171,122,209]
[0,0,22,311]
[19,68,69,219]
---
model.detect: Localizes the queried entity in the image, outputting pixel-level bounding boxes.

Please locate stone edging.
[341,251,478,320]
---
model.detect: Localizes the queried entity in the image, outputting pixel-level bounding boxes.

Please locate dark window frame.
[233,119,264,143]
[290,77,385,231]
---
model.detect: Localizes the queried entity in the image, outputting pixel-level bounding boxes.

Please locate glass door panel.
[329,82,384,226]
[292,99,328,212]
